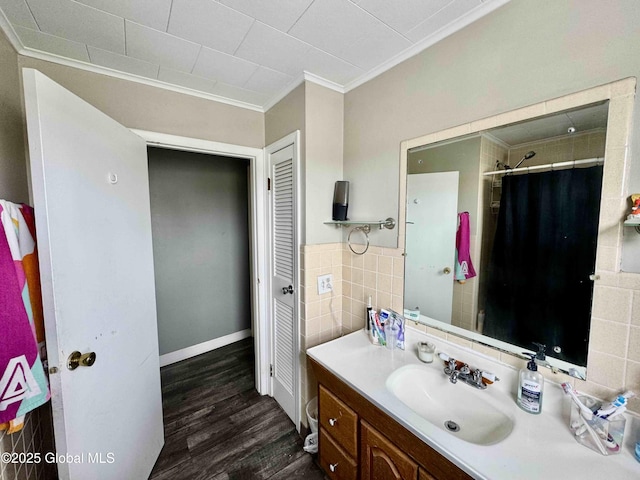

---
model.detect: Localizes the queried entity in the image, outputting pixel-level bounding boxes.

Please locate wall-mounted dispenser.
[332,181,349,221]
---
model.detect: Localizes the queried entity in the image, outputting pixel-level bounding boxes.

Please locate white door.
[267,137,299,427]
[405,172,459,323]
[23,69,164,480]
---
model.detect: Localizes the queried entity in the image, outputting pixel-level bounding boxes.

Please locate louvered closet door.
[270,144,298,424]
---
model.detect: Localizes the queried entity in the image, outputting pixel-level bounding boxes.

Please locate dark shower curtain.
[483,166,603,366]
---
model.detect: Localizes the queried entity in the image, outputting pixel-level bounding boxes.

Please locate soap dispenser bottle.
[517,352,544,414]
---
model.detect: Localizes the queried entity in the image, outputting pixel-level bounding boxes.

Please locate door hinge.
[270,364,274,377]
[267,177,271,191]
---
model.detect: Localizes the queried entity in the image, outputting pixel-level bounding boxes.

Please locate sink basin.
[385,365,515,445]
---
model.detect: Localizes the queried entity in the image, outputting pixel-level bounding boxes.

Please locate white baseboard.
[159,329,252,367]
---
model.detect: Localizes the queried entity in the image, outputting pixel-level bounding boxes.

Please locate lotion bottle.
[517,353,544,414]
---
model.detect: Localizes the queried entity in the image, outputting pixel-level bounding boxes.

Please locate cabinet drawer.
[319,384,358,457]
[319,428,358,480]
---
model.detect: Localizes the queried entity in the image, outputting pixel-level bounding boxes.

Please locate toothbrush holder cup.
[569,395,625,456]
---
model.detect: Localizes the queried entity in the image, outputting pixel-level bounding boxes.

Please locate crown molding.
[343,0,511,93]
[18,47,265,112]
[0,8,25,53]
[262,71,346,112]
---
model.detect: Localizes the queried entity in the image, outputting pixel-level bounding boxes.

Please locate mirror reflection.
[404,101,609,377]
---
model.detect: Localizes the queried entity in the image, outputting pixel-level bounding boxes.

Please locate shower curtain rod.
[483,157,604,176]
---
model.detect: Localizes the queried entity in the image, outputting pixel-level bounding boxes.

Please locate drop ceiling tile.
[26,0,125,53]
[243,66,293,95]
[192,46,259,86]
[218,0,313,32]
[88,46,159,79]
[125,20,200,73]
[235,21,312,76]
[211,81,270,107]
[406,0,482,42]
[158,66,217,94]
[75,0,172,31]
[167,0,254,55]
[288,0,411,70]
[0,0,38,29]
[353,0,451,34]
[302,45,365,85]
[15,26,90,61]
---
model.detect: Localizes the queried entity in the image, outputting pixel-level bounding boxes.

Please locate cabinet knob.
[328,418,337,426]
[329,463,338,472]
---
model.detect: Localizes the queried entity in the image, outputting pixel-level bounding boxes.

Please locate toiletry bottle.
[366,295,372,332]
[517,352,544,414]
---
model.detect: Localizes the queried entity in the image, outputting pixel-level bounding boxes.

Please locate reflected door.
[405,172,459,324]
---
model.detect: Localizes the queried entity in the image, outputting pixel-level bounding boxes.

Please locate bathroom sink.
[385,365,515,445]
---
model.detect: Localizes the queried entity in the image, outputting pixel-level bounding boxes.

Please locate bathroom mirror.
[403,101,611,379]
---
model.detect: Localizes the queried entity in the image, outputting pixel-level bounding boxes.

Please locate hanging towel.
[0,201,50,433]
[454,212,476,284]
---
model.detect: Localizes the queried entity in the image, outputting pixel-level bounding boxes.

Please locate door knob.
[443,267,452,275]
[281,285,294,294]
[67,351,96,370]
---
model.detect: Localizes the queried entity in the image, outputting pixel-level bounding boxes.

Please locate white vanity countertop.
[307,328,640,480]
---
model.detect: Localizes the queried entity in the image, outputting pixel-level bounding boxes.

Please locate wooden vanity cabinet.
[361,420,418,480]
[311,358,472,480]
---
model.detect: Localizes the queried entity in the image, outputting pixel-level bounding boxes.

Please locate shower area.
[478,103,608,366]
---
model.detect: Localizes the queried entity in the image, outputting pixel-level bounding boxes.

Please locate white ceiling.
[489,102,609,146]
[0,0,509,111]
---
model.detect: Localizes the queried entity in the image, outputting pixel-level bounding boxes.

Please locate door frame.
[265,131,301,429]
[131,129,270,395]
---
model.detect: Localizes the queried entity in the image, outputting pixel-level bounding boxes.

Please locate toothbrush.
[561,383,593,419]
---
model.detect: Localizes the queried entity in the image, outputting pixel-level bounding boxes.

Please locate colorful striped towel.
[455,212,476,284]
[0,201,50,433]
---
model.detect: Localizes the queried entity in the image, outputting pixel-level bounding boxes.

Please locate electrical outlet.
[317,274,333,295]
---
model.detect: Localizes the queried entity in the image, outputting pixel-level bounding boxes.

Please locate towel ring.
[348,226,369,255]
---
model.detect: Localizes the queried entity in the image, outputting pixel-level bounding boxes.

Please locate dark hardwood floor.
[149,338,326,480]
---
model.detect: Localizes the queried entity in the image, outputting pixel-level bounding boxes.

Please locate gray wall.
[408,137,481,235]
[148,147,251,355]
[344,0,640,247]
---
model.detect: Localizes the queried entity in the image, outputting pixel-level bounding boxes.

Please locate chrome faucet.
[442,355,496,390]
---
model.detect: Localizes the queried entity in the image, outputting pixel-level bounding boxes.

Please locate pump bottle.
[517,352,544,414]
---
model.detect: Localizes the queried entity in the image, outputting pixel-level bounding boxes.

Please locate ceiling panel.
[167,0,254,55]
[75,0,172,31]
[0,0,38,29]
[243,66,293,95]
[15,25,89,61]
[158,66,217,94]
[125,20,200,73]
[192,46,259,86]
[0,0,510,108]
[235,21,313,76]
[406,0,482,42]
[288,0,411,70]
[87,45,159,79]
[354,0,452,34]
[26,0,125,54]
[218,0,314,33]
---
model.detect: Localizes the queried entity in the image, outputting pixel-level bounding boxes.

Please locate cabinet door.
[418,468,437,480]
[361,421,418,480]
